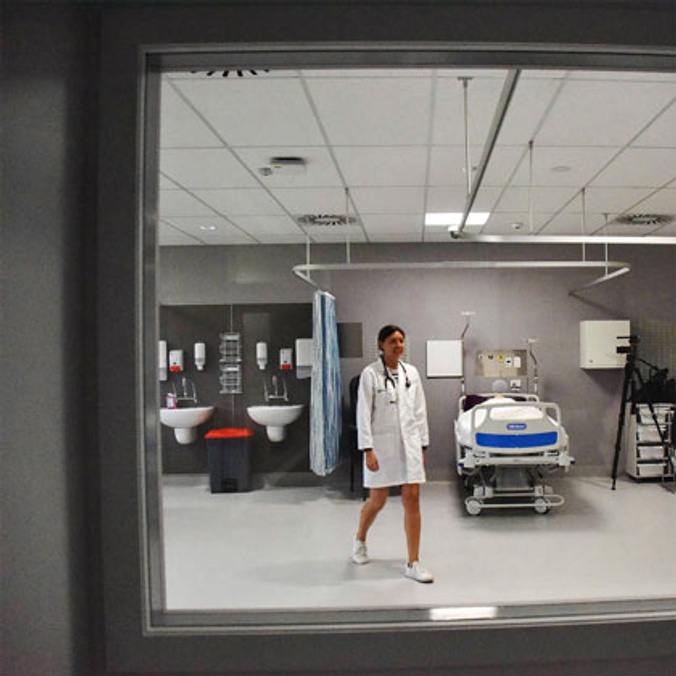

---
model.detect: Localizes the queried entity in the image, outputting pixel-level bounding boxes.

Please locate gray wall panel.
[2,6,96,676]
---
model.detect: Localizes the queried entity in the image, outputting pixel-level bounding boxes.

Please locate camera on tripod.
[616,335,638,355]
[611,333,676,489]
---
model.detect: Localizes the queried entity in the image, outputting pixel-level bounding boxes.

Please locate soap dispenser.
[169,349,184,373]
[194,342,206,371]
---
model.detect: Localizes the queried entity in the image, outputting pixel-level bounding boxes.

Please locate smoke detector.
[613,213,673,227]
[296,214,358,227]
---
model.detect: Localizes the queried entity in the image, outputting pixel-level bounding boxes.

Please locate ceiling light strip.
[453,69,521,239]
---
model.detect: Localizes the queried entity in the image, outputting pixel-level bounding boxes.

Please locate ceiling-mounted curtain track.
[293,259,631,294]
[458,235,676,245]
[453,69,521,239]
[568,265,631,295]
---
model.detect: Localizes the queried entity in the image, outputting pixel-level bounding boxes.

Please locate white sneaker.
[351,538,369,565]
[405,561,434,583]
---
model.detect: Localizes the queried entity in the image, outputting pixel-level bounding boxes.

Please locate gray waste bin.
[205,428,254,493]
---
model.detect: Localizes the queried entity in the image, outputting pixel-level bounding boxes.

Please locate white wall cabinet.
[580,320,630,369]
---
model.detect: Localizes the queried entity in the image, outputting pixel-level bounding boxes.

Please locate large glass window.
[145,52,676,633]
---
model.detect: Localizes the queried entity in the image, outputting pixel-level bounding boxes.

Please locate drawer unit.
[624,403,675,481]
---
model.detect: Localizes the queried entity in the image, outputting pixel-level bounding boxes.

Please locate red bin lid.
[205,428,254,439]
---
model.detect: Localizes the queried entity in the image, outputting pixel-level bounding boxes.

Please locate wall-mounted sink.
[246,404,304,442]
[160,405,215,444]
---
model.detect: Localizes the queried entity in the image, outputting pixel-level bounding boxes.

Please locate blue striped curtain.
[310,290,342,476]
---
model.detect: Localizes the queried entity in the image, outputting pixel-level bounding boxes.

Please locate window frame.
[97,17,676,673]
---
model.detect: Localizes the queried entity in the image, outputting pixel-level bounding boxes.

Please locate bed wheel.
[466,498,483,516]
[533,497,550,514]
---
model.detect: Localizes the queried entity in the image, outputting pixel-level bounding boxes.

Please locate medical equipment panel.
[475,350,528,378]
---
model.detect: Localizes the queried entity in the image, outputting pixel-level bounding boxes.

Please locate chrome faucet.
[265,375,288,402]
[174,377,197,404]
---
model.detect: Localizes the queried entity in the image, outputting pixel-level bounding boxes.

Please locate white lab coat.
[357,360,429,488]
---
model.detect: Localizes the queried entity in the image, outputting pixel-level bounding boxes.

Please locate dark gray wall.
[3,5,99,676]
[159,303,313,475]
[160,243,676,477]
[4,2,676,676]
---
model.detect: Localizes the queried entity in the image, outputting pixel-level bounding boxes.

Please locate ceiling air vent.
[190,69,270,78]
[296,214,358,227]
[613,213,674,227]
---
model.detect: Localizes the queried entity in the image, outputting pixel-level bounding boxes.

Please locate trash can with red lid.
[205,428,254,493]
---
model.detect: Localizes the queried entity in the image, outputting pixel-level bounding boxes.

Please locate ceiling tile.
[510,145,619,187]
[536,211,605,235]
[301,68,434,78]
[627,187,676,214]
[537,79,676,147]
[174,78,326,146]
[192,188,286,216]
[633,101,676,148]
[590,148,676,188]
[361,214,423,237]
[482,213,556,235]
[581,187,656,215]
[497,77,564,145]
[350,187,425,214]
[306,76,432,146]
[159,190,218,218]
[161,217,256,245]
[494,186,579,213]
[334,146,429,187]
[269,187,351,215]
[158,68,676,244]
[161,148,258,188]
[227,215,303,239]
[159,174,180,189]
[159,222,205,246]
[160,82,223,148]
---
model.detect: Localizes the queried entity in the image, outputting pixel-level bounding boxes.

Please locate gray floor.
[162,473,676,612]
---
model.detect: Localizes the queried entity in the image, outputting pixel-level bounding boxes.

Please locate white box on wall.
[426,340,463,378]
[580,320,630,369]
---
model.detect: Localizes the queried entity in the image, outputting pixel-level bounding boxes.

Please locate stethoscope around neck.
[380,356,411,403]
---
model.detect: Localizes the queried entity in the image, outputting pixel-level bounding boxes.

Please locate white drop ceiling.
[158,67,676,246]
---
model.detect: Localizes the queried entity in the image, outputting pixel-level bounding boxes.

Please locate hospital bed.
[455,394,573,515]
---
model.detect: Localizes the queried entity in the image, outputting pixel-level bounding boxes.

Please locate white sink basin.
[246,404,304,442]
[160,406,215,444]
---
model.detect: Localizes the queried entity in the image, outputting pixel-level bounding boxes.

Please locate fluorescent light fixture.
[429,606,499,621]
[425,212,490,227]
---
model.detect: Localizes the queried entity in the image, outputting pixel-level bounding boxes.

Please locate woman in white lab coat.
[351,325,433,583]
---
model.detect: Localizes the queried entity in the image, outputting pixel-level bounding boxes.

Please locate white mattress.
[457,397,547,447]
